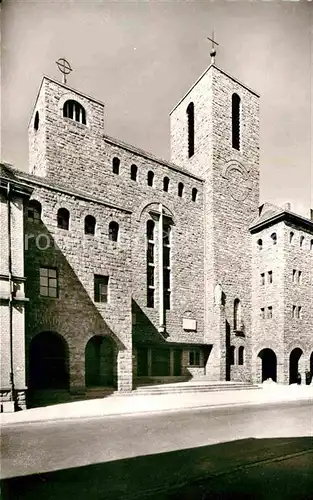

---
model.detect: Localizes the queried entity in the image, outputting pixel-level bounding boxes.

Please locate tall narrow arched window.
[192,188,198,202]
[232,93,241,150]
[271,232,277,245]
[109,221,119,242]
[63,100,86,125]
[131,164,137,181]
[163,177,169,192]
[289,232,294,244]
[300,235,304,248]
[34,111,39,131]
[112,157,120,175]
[257,238,263,250]
[178,182,184,198]
[186,102,194,158]
[238,346,245,365]
[85,215,96,235]
[229,346,235,366]
[163,220,171,310]
[147,171,154,187]
[147,220,155,308]
[57,208,70,230]
[28,200,42,223]
[234,298,242,331]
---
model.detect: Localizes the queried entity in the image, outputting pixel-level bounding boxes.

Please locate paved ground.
[1,400,313,499]
[1,383,312,426]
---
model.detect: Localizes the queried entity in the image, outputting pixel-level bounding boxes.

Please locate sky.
[1,0,312,217]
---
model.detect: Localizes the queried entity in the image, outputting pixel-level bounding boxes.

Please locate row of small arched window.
[257,232,313,250]
[112,157,198,202]
[27,201,119,241]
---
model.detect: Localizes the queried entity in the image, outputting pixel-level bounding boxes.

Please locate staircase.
[132,380,260,396]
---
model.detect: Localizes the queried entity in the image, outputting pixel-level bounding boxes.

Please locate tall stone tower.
[170,63,260,381]
[28,76,105,187]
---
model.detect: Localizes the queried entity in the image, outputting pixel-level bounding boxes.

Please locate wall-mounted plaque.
[183,318,197,331]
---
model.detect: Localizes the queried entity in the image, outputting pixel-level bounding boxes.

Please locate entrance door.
[173,349,182,376]
[137,347,148,376]
[289,348,303,384]
[258,348,277,382]
[151,348,171,376]
[29,332,69,389]
[85,336,117,387]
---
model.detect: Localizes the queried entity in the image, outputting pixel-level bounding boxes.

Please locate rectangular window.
[147,243,154,263]
[94,275,109,303]
[267,306,273,319]
[298,271,302,284]
[261,307,265,319]
[292,305,296,319]
[261,273,265,285]
[268,271,273,284]
[292,269,297,283]
[298,306,302,319]
[189,350,200,366]
[40,267,58,298]
[164,291,171,311]
[147,288,154,308]
[147,265,154,287]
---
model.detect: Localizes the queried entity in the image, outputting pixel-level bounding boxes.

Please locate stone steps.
[132,382,260,396]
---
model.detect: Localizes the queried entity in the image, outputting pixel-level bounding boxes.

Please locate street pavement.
[1,400,313,499]
[0,382,312,426]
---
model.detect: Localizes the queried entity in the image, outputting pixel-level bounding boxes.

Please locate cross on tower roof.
[207,32,219,65]
[56,58,73,85]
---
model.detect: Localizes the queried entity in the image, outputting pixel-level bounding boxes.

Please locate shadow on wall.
[2,436,313,500]
[24,220,129,395]
[132,299,170,345]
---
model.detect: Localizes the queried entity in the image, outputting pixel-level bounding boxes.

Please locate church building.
[1,53,312,411]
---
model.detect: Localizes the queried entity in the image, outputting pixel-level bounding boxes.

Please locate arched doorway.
[310,352,313,384]
[289,348,303,384]
[29,332,69,389]
[258,348,277,382]
[85,336,117,387]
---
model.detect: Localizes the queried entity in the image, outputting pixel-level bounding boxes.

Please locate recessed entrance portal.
[258,348,277,382]
[85,336,117,387]
[289,348,303,384]
[29,332,69,389]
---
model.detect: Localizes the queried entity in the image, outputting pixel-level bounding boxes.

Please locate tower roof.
[170,64,260,115]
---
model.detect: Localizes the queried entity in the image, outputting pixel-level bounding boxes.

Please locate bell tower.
[170,56,260,381]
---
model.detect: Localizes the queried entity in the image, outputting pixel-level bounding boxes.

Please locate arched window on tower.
[178,182,184,198]
[131,164,138,181]
[232,93,241,150]
[57,208,70,230]
[112,157,120,175]
[238,346,245,365]
[186,102,195,158]
[63,100,86,125]
[271,233,277,245]
[85,215,96,235]
[34,111,39,131]
[234,298,242,332]
[163,177,169,192]
[192,188,198,202]
[147,171,154,187]
[109,221,119,242]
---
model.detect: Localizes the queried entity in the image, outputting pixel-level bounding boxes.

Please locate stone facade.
[1,61,312,411]
[251,205,313,384]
